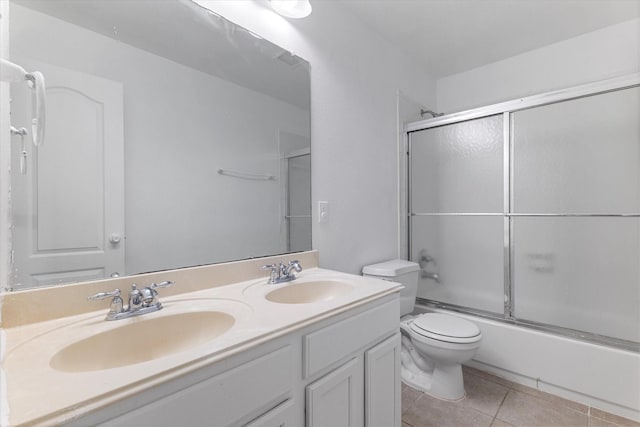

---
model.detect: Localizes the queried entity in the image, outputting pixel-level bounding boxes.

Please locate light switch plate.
[318,201,329,223]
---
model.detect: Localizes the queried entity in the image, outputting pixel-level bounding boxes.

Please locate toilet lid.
[410,313,481,343]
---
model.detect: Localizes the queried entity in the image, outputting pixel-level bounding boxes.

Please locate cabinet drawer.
[244,399,294,427]
[303,299,398,378]
[101,345,293,427]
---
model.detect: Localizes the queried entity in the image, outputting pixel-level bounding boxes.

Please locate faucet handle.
[288,260,302,272]
[88,288,124,317]
[149,280,174,289]
[88,288,121,301]
[261,264,280,283]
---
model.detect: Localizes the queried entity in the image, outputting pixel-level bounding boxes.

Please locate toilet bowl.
[400,313,481,400]
[362,259,482,401]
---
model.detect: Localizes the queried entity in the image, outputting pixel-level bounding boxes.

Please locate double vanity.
[1,251,403,426]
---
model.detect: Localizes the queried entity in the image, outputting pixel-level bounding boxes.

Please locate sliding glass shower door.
[409,115,505,314]
[408,83,640,349]
[510,87,640,343]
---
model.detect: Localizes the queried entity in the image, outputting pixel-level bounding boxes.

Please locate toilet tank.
[362,259,419,316]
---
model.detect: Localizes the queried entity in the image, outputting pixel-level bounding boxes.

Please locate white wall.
[9,4,310,275]
[437,18,640,113]
[194,0,437,274]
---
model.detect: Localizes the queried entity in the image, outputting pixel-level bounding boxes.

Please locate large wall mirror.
[7,0,311,291]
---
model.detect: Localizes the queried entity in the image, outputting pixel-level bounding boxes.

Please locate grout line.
[493,388,511,425]
[401,413,416,427]
[498,388,510,408]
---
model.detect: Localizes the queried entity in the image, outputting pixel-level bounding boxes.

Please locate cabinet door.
[306,357,364,427]
[365,333,401,427]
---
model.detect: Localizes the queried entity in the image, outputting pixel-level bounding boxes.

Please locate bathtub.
[415,303,640,422]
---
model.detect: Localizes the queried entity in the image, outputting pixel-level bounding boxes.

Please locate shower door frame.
[405,72,640,352]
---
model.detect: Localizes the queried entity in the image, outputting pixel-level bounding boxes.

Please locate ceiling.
[338,0,640,78]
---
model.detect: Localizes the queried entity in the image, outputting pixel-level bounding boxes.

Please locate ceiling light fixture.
[269,0,312,19]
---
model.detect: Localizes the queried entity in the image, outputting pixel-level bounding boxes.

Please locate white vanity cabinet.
[303,297,401,427]
[304,334,401,427]
[77,294,399,427]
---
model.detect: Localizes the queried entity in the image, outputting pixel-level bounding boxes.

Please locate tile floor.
[401,366,640,427]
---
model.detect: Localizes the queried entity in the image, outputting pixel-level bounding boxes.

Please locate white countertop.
[2,267,401,426]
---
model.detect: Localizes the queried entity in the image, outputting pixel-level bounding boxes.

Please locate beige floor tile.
[402,366,635,427]
[460,370,510,417]
[402,383,423,414]
[403,393,494,427]
[496,389,588,427]
[590,408,640,427]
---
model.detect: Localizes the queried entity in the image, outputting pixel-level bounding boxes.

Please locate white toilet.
[363,259,482,401]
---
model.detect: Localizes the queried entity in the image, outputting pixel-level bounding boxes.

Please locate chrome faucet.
[88,281,174,320]
[261,260,302,284]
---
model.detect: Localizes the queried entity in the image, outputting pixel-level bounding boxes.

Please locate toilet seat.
[409,313,481,344]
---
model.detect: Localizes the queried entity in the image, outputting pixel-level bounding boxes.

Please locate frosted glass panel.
[410,115,503,213]
[513,87,640,213]
[513,217,640,342]
[411,216,504,313]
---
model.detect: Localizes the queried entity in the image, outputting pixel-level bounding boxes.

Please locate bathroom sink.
[266,280,353,304]
[50,311,235,372]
